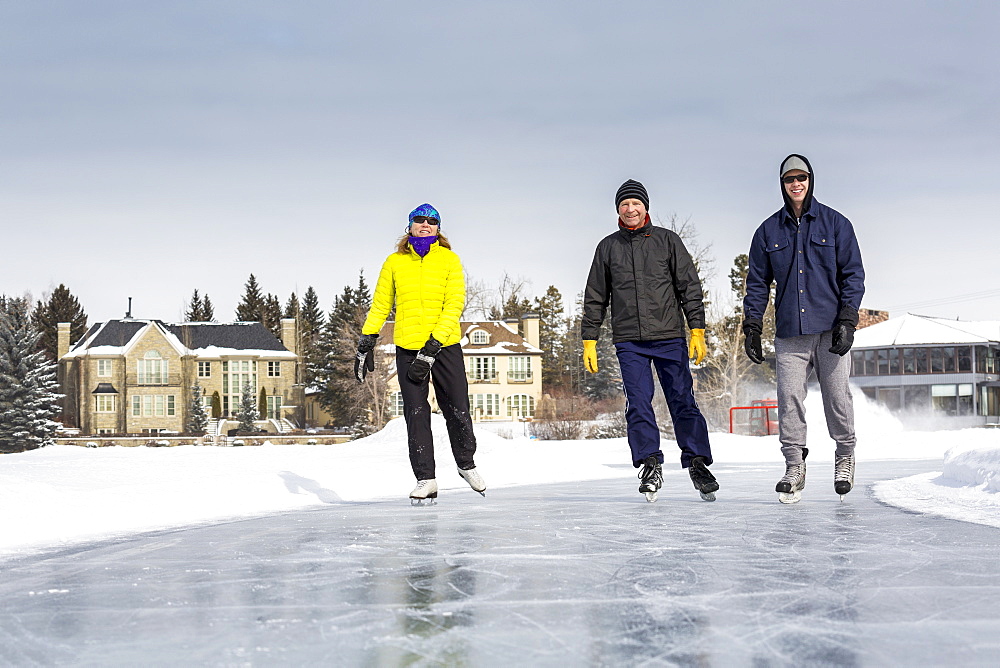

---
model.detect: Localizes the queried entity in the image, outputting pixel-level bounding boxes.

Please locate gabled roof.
[374,320,542,354]
[854,313,1000,348]
[63,320,295,359]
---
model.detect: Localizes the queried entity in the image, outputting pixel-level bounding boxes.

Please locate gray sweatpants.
[775,331,855,465]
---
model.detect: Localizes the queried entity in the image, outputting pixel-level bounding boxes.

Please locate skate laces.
[781,463,804,483]
[834,455,855,481]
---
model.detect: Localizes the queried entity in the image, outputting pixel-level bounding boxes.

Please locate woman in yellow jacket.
[355,203,486,503]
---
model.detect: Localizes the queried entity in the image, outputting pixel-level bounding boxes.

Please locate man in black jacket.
[582,179,719,503]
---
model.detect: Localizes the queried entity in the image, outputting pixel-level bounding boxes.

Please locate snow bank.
[942,443,1000,492]
[874,434,1000,529]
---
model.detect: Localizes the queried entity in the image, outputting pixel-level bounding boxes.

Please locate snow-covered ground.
[1,391,998,560]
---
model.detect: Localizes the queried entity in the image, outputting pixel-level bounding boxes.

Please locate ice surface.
[2,460,999,665]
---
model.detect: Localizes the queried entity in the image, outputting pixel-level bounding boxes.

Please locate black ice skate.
[457,467,487,497]
[688,456,719,502]
[638,456,663,503]
[409,479,438,506]
[776,447,808,504]
[834,452,855,500]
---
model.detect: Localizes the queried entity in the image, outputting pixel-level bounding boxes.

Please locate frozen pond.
[2,459,999,665]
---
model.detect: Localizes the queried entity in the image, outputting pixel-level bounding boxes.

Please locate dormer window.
[471,330,489,345]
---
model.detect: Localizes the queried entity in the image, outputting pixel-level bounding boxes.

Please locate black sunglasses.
[411,216,439,225]
[782,174,809,184]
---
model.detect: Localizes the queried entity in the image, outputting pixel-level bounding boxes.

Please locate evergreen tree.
[31,284,88,361]
[201,294,215,322]
[314,272,373,426]
[299,286,325,388]
[235,274,265,322]
[284,292,300,320]
[262,294,283,338]
[185,289,206,321]
[533,285,567,389]
[0,296,61,453]
[234,380,259,432]
[258,385,268,419]
[211,391,222,419]
[187,383,209,434]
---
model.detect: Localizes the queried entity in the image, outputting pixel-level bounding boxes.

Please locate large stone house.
[305,313,544,425]
[58,318,302,435]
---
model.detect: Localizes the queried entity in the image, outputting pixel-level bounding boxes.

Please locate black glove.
[743,319,764,365]
[829,306,859,356]
[354,334,378,383]
[407,336,443,383]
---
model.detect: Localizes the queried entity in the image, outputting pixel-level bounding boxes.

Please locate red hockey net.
[729,404,779,436]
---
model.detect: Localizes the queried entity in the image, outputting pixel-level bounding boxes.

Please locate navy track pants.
[615,339,713,469]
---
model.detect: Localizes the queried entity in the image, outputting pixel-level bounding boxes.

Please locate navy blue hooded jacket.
[743,154,865,338]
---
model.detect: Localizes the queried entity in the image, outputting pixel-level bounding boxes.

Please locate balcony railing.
[507,372,533,383]
[126,373,183,386]
[467,374,499,384]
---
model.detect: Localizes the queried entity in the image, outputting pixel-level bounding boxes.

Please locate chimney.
[280,318,297,355]
[57,322,72,359]
[521,312,540,349]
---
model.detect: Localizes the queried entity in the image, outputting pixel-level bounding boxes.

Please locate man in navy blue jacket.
[743,154,865,503]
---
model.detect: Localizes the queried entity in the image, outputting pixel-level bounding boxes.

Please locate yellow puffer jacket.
[362,241,466,350]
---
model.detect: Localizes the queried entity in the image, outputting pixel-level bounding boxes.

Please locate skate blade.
[477,490,486,497]
[410,497,438,506]
[699,491,716,502]
[778,491,802,504]
[644,491,658,503]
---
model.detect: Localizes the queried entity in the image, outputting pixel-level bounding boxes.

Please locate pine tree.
[262,294,282,338]
[31,284,88,361]
[235,274,265,322]
[187,383,209,434]
[299,286,324,388]
[284,292,300,320]
[0,296,62,453]
[258,385,267,419]
[235,380,259,432]
[211,391,222,419]
[533,285,567,389]
[185,289,206,321]
[314,272,374,426]
[201,294,216,322]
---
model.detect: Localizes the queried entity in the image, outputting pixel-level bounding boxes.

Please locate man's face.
[782,170,809,207]
[618,198,647,228]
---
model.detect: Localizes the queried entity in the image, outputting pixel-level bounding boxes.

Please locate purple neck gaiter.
[409,235,437,257]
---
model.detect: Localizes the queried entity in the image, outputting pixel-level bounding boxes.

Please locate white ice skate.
[834,453,855,501]
[776,458,806,504]
[457,467,487,497]
[409,479,438,505]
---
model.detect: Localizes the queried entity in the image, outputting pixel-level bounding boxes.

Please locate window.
[957,347,972,373]
[97,359,113,377]
[131,394,176,417]
[469,393,501,417]
[507,394,535,418]
[901,348,915,374]
[470,330,489,344]
[222,360,256,416]
[931,384,958,415]
[851,351,865,376]
[904,385,929,411]
[266,395,282,419]
[95,395,116,412]
[390,391,404,417]
[877,349,889,375]
[268,361,281,377]
[942,347,956,373]
[137,350,168,385]
[468,357,497,382]
[508,357,532,382]
[198,361,211,378]
[97,428,114,435]
[863,350,876,376]
[915,348,929,374]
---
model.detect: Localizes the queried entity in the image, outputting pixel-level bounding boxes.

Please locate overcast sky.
[2,1,998,328]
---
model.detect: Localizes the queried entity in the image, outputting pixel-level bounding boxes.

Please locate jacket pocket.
[764,236,791,276]
[810,233,836,271]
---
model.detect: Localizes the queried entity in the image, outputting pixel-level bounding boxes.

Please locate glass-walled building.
[850,313,1000,428]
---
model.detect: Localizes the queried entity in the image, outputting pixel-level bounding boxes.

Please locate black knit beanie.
[615,179,649,210]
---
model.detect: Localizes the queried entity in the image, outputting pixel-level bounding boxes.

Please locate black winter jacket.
[582,222,705,343]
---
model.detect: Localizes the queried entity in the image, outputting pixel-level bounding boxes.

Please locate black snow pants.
[396,343,477,480]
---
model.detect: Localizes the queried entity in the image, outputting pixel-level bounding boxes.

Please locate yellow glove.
[583,340,599,373]
[688,329,706,365]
